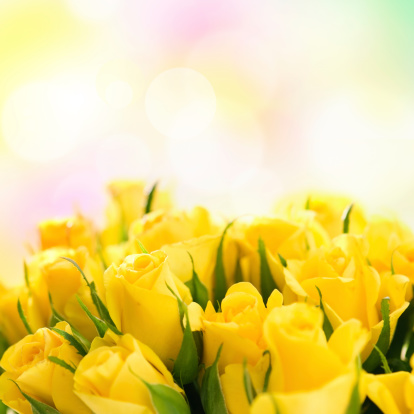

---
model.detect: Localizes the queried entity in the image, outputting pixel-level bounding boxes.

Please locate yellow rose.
[74,333,182,414]
[247,303,368,414]
[0,283,43,345]
[201,282,283,374]
[0,322,90,414]
[162,233,238,300]
[102,180,173,246]
[365,371,414,414]
[27,246,103,340]
[283,234,409,360]
[38,215,95,254]
[227,215,328,301]
[365,215,414,275]
[275,192,367,238]
[104,250,192,366]
[128,206,222,254]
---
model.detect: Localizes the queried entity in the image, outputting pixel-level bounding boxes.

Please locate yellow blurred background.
[1,0,414,282]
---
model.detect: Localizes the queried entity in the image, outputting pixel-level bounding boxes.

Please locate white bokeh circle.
[2,80,94,162]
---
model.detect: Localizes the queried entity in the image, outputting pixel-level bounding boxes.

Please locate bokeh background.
[1,0,414,283]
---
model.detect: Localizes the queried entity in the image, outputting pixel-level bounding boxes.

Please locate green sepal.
[0,400,7,414]
[258,237,278,303]
[10,380,61,413]
[17,298,33,334]
[47,356,76,374]
[145,182,158,215]
[137,240,149,254]
[51,328,87,357]
[201,344,228,414]
[277,253,287,268]
[242,359,257,405]
[262,350,272,393]
[363,298,391,372]
[129,368,190,414]
[214,221,235,310]
[344,357,362,414]
[24,261,30,292]
[315,286,334,340]
[76,295,107,338]
[185,252,209,310]
[342,203,354,234]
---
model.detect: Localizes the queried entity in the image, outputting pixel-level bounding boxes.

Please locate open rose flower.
[0,322,90,414]
[74,333,182,414]
[104,250,192,366]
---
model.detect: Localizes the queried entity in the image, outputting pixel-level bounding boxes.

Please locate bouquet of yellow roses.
[1,180,414,414]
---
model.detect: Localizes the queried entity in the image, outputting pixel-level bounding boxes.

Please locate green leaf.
[48,356,76,374]
[129,369,190,414]
[315,286,334,340]
[61,257,121,335]
[185,252,209,310]
[345,357,361,414]
[277,253,287,268]
[258,237,278,303]
[373,345,392,374]
[342,203,354,234]
[0,331,9,360]
[76,295,107,338]
[17,298,33,334]
[201,344,228,414]
[137,240,149,254]
[214,221,235,310]
[363,298,391,372]
[262,350,272,393]
[242,359,257,405]
[51,328,87,357]
[145,182,158,215]
[173,309,199,385]
[10,380,61,413]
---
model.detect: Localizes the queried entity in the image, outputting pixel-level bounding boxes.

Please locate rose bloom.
[0,322,90,414]
[38,215,96,254]
[283,234,409,359]
[104,250,192,367]
[74,333,182,414]
[248,303,368,414]
[199,282,283,374]
[26,246,103,340]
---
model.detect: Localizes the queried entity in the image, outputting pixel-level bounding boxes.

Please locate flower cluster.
[1,181,414,414]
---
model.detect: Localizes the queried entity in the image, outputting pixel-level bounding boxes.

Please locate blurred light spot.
[64,0,119,22]
[2,78,95,162]
[96,59,143,109]
[186,30,279,114]
[145,68,216,140]
[168,113,264,193]
[95,134,152,181]
[104,80,133,109]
